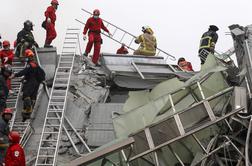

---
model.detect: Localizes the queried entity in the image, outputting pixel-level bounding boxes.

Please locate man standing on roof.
[0,108,13,165]
[198,25,219,64]
[15,20,39,57]
[134,26,157,56]
[10,49,45,122]
[4,131,25,166]
[116,43,129,55]
[83,9,112,65]
[44,0,59,48]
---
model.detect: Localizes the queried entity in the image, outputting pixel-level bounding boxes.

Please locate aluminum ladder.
[76,8,176,62]
[8,56,26,131]
[35,28,79,166]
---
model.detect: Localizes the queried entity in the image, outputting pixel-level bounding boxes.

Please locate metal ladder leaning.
[35,28,79,166]
[76,8,176,62]
[8,57,26,131]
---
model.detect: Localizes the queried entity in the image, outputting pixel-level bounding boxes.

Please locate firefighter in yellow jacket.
[134,26,157,56]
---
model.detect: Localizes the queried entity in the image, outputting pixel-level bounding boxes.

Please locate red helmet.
[25,49,34,57]
[2,40,10,47]
[93,9,100,16]
[8,131,20,143]
[51,0,59,5]
[3,108,13,115]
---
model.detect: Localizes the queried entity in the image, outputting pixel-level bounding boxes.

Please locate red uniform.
[0,49,13,65]
[178,60,193,71]
[83,17,110,64]
[116,46,129,54]
[4,143,25,166]
[45,6,57,45]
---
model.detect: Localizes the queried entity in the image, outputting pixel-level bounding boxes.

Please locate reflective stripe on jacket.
[199,30,218,50]
[135,33,157,55]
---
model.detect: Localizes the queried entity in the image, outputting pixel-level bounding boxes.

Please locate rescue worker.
[177,57,194,71]
[83,9,112,65]
[0,108,13,164]
[0,73,8,113]
[1,64,13,94]
[134,26,157,56]
[10,49,45,122]
[116,43,129,55]
[15,20,39,57]
[0,34,2,49]
[44,0,59,48]
[198,25,219,64]
[0,40,13,65]
[4,131,25,166]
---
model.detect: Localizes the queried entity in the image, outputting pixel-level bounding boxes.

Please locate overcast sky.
[1,0,252,70]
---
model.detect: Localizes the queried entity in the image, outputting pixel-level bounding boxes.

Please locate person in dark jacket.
[0,72,8,113]
[10,49,44,121]
[1,64,13,95]
[4,131,25,166]
[198,25,219,64]
[0,108,13,165]
[15,20,38,57]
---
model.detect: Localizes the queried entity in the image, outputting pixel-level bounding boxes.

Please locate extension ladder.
[76,8,176,62]
[8,57,26,131]
[35,28,79,166]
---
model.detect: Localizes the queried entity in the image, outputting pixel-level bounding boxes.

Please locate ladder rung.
[66,32,78,35]
[49,103,64,106]
[46,117,61,120]
[64,42,76,44]
[43,131,59,134]
[37,155,54,158]
[63,46,76,49]
[65,37,77,39]
[53,84,68,87]
[41,140,57,142]
[57,67,71,70]
[45,124,60,128]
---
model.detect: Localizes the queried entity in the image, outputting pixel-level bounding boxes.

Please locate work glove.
[83,35,87,41]
[47,18,51,23]
[3,57,8,63]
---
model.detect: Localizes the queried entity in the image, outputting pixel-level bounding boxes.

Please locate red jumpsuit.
[83,17,110,64]
[0,49,14,65]
[0,49,14,90]
[4,143,25,166]
[178,60,194,71]
[45,6,57,45]
[116,46,129,54]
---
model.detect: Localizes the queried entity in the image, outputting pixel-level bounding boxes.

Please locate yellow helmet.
[145,27,154,35]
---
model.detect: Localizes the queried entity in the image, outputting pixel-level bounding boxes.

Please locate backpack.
[36,65,46,83]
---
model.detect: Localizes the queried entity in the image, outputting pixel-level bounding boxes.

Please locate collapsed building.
[6,8,252,166]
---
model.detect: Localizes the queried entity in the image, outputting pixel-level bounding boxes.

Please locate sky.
[1,0,252,70]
